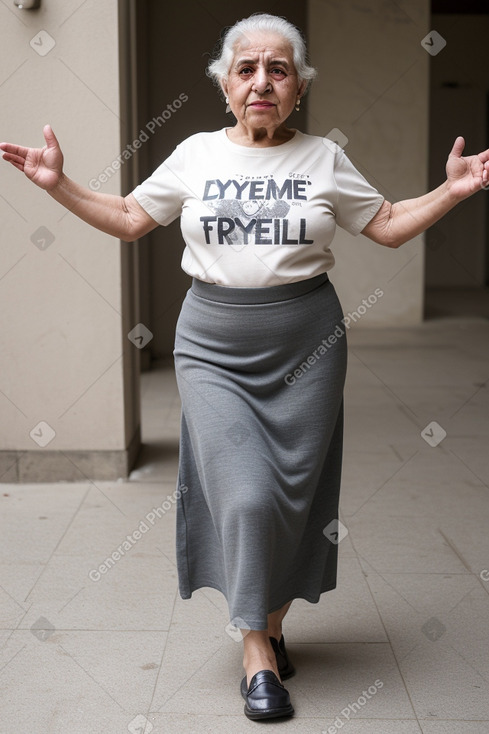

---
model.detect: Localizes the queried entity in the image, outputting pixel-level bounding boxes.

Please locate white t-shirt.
[131,128,384,287]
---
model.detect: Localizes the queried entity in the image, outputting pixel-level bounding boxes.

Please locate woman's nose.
[252,67,271,94]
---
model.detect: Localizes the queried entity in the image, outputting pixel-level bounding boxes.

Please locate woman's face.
[222,32,305,135]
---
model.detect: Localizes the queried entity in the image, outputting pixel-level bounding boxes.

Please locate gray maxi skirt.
[173,272,348,630]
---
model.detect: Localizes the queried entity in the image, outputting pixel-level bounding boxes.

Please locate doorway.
[425,1,489,319]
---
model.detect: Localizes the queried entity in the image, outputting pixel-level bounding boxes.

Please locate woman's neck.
[225,124,296,148]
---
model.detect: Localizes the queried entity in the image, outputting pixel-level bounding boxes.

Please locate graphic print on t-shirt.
[200,174,314,247]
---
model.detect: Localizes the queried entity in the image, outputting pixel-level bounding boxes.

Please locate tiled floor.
[1,318,489,733]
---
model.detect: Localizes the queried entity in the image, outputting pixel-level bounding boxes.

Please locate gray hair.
[206,13,317,95]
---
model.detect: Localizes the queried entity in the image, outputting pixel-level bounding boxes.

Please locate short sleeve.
[333,148,384,236]
[131,145,185,226]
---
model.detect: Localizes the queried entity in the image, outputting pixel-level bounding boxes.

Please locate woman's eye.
[238,67,286,77]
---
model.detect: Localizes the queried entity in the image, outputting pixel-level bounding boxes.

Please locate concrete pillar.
[0,0,140,481]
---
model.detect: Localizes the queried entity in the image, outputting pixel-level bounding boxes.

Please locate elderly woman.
[1,11,488,722]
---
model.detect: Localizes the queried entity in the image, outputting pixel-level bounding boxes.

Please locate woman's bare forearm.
[387,181,459,247]
[48,173,136,240]
[2,126,156,240]
[363,181,460,248]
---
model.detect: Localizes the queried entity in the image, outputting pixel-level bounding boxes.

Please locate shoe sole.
[244,703,294,720]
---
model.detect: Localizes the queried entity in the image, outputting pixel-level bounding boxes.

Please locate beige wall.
[308,0,429,325]
[0,0,140,480]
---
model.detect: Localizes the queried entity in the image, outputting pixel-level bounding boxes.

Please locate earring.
[225,96,229,103]
[225,96,231,113]
[295,97,301,112]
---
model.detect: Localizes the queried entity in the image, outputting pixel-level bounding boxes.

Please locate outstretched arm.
[361,136,489,248]
[0,125,158,241]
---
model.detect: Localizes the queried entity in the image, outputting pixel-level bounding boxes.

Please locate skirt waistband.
[190,273,329,305]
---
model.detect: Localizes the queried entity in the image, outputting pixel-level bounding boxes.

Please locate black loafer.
[269,634,295,680]
[240,669,294,720]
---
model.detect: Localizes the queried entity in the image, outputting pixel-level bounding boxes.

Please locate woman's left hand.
[446,136,489,201]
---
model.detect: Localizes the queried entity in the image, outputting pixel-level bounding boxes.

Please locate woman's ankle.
[267,626,282,641]
[242,633,280,685]
[267,601,292,641]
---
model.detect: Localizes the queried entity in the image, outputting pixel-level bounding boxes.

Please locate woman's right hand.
[0,124,63,191]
